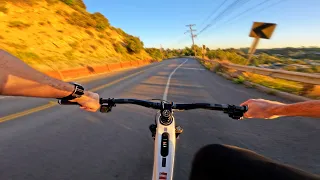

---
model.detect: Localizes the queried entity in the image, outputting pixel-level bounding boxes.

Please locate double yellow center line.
[0,64,164,123]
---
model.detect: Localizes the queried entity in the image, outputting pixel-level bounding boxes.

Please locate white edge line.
[162,59,188,100]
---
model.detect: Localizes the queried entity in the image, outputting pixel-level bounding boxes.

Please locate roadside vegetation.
[147,46,320,73]
[198,58,318,99]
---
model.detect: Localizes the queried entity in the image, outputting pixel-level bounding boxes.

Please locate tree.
[145,48,162,60]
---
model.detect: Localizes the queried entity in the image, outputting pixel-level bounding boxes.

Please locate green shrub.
[67,12,96,28]
[62,0,86,9]
[125,36,143,54]
[106,31,111,36]
[95,23,106,31]
[15,51,40,60]
[56,10,69,16]
[69,42,79,49]
[6,42,27,49]
[56,10,62,15]
[113,43,126,54]
[45,0,59,5]
[85,29,94,37]
[232,76,246,84]
[72,4,87,14]
[60,0,73,6]
[75,0,86,9]
[113,27,127,36]
[90,12,110,31]
[63,50,74,59]
[145,48,162,60]
[298,68,314,73]
[38,22,45,26]
[98,34,105,39]
[0,6,8,14]
[311,65,320,73]
[267,90,277,95]
[284,65,298,72]
[295,60,307,65]
[8,21,31,29]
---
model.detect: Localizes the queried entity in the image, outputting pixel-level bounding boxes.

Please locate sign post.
[202,45,206,59]
[247,22,277,65]
[248,37,260,61]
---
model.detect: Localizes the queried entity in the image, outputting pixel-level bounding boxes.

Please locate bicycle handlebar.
[58,98,248,120]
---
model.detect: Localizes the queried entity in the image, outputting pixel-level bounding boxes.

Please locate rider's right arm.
[240,99,320,119]
[274,100,320,118]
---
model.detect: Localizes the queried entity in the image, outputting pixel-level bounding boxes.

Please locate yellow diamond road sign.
[249,22,277,39]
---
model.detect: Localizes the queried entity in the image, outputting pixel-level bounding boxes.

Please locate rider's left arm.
[0,49,100,112]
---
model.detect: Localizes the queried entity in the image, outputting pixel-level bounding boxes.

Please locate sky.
[84,0,320,49]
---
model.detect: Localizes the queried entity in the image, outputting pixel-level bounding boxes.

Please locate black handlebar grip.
[242,105,248,112]
[58,99,80,105]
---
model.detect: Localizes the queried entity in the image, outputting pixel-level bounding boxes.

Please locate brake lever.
[100,98,116,113]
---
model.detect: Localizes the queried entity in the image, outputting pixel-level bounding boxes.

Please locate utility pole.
[185,24,197,56]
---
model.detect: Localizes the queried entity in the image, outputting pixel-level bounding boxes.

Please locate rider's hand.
[240,99,285,119]
[71,91,100,112]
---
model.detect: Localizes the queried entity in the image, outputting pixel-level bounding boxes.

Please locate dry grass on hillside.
[0,0,151,71]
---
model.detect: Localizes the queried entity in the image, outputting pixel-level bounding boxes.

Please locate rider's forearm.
[0,49,74,98]
[272,100,320,118]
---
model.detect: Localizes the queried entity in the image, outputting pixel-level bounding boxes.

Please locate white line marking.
[0,96,17,100]
[180,67,205,70]
[163,59,188,100]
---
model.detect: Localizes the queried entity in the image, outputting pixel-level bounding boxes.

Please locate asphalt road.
[0,58,319,179]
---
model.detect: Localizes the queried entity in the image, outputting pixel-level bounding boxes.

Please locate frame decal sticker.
[162,158,166,167]
[159,172,167,180]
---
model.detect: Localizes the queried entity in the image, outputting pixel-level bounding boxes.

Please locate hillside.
[254,47,320,61]
[0,0,151,71]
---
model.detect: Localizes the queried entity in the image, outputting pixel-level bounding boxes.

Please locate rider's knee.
[196,144,231,156]
[192,144,232,165]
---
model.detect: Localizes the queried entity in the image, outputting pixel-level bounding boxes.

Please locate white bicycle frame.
[152,111,176,180]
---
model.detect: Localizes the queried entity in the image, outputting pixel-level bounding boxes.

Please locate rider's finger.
[243,113,252,119]
[86,108,97,112]
[80,107,97,112]
[240,99,252,106]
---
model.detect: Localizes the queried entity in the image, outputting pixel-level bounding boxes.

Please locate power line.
[198,0,242,34]
[219,0,272,26]
[255,0,286,13]
[212,0,251,23]
[198,0,250,35]
[170,0,248,48]
[199,0,229,28]
[199,0,285,37]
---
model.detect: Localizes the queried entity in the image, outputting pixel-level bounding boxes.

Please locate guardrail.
[198,58,319,99]
[201,59,320,85]
[222,62,320,85]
